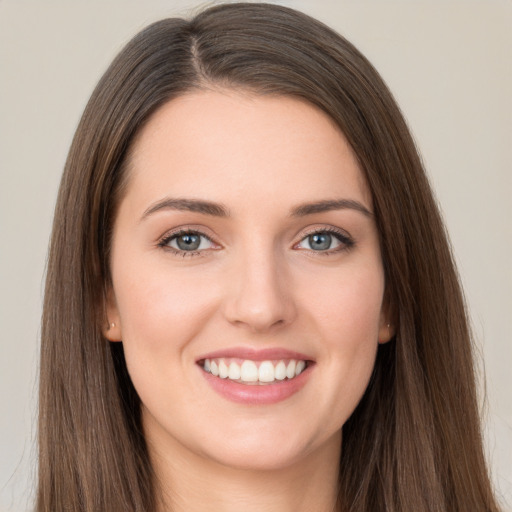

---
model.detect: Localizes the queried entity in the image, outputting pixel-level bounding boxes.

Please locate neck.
[149,430,341,512]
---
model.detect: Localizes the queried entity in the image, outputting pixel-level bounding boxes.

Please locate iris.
[308,233,332,251]
[176,234,201,251]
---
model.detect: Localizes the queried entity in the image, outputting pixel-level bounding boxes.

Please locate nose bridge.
[223,237,296,332]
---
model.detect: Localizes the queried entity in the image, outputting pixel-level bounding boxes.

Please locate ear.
[102,286,122,342]
[378,318,395,344]
[378,293,395,344]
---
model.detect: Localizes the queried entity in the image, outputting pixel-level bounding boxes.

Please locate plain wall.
[0,1,510,510]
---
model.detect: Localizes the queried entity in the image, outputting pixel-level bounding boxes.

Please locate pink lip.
[200,367,313,405]
[196,346,314,363]
[197,347,315,405]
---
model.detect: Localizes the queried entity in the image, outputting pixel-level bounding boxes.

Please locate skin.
[104,90,393,512]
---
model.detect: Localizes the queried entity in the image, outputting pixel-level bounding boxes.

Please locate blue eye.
[174,233,201,251]
[160,231,215,253]
[306,233,335,251]
[159,228,352,256]
[297,230,352,252]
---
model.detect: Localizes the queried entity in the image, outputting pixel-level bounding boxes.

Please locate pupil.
[309,233,331,250]
[177,234,200,251]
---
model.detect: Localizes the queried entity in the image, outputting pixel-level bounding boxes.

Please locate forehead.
[125,90,372,212]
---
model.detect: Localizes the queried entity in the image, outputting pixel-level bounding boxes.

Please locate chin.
[195,420,341,473]
[204,441,314,472]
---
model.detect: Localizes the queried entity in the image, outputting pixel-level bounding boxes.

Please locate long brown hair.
[38,3,500,511]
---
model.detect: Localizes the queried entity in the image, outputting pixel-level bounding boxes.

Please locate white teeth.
[218,360,229,379]
[295,360,306,376]
[258,361,275,383]
[286,360,296,379]
[275,361,286,380]
[240,360,259,382]
[203,357,309,383]
[228,361,241,380]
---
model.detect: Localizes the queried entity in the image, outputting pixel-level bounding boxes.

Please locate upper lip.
[196,347,314,362]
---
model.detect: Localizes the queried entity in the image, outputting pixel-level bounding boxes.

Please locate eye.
[296,229,353,253]
[159,230,216,254]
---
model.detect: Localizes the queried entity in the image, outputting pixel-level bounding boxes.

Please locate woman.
[38,3,500,511]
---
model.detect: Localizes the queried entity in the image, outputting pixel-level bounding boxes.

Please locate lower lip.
[200,364,314,405]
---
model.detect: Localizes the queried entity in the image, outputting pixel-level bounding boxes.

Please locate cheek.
[308,262,384,339]
[303,264,384,418]
[328,268,383,365]
[111,263,223,419]
[112,259,220,368]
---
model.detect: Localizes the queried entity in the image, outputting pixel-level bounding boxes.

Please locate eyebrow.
[142,198,230,220]
[290,199,373,218]
[141,197,372,220]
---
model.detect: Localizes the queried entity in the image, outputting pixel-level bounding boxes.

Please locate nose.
[222,247,297,333]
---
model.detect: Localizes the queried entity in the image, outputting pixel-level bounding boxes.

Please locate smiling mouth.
[199,358,311,385]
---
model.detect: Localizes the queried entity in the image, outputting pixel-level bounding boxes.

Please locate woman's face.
[105,90,392,471]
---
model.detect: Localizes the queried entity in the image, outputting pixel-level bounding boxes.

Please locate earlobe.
[102,287,122,342]
[378,290,396,344]
[378,321,395,344]
[104,320,122,342]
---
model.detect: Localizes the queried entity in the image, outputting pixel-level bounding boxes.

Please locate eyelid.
[300,225,351,238]
[293,225,354,253]
[156,224,354,257]
[157,226,221,255]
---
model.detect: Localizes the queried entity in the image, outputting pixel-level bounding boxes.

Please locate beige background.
[0,1,510,511]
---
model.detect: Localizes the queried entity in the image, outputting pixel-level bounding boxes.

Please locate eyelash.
[157,227,354,257]
[157,228,215,258]
[298,227,355,255]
